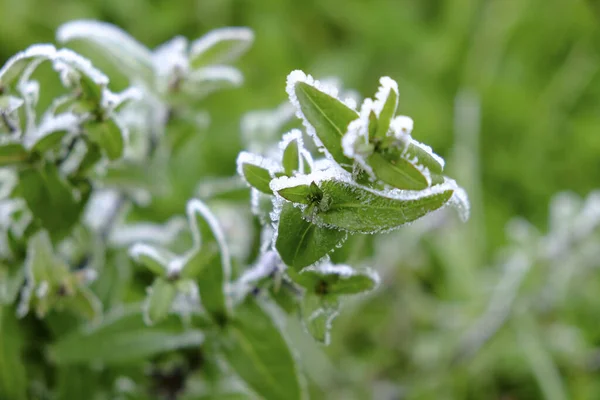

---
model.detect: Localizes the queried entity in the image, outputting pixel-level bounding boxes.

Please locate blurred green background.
[2,0,600,398]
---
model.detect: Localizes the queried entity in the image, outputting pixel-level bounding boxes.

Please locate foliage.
[0,1,599,399]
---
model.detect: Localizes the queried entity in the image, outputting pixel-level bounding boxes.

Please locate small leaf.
[60,285,102,322]
[184,199,231,322]
[405,140,444,175]
[0,139,28,166]
[367,151,429,190]
[0,307,27,400]
[275,202,347,270]
[282,138,299,176]
[292,80,357,167]
[374,78,398,139]
[129,243,172,277]
[56,20,155,86]
[276,184,313,205]
[221,296,303,400]
[189,27,254,69]
[291,263,379,296]
[84,115,124,160]
[300,293,339,345]
[312,178,454,233]
[144,278,177,325]
[19,164,84,241]
[48,305,204,365]
[240,163,273,194]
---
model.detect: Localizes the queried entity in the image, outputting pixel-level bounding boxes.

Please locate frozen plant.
[0,19,468,400]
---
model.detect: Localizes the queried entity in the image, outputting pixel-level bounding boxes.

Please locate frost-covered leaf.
[184,199,231,322]
[309,178,454,233]
[221,296,303,400]
[0,139,28,166]
[0,267,24,305]
[48,306,204,365]
[129,243,173,277]
[373,77,398,139]
[301,293,339,345]
[276,184,314,204]
[0,95,24,114]
[367,151,430,190]
[84,116,125,160]
[291,263,379,296]
[0,306,27,400]
[237,151,280,194]
[27,112,79,154]
[189,27,254,69]
[19,164,85,241]
[275,202,347,270]
[0,44,56,88]
[287,71,357,167]
[282,137,300,176]
[56,20,155,85]
[144,278,177,325]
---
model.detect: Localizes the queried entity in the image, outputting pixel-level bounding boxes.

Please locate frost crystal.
[372,76,398,116]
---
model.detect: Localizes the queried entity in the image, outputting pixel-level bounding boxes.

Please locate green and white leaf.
[189,27,254,68]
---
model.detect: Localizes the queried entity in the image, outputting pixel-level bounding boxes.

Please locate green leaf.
[144,278,177,325]
[290,263,379,296]
[189,27,254,69]
[275,202,347,270]
[276,184,313,204]
[56,20,155,86]
[240,163,273,194]
[19,164,84,241]
[367,151,429,190]
[30,130,68,154]
[282,138,300,176]
[129,243,172,277]
[184,199,231,323]
[84,116,124,160]
[0,266,24,305]
[0,139,29,166]
[300,293,339,345]
[312,179,454,233]
[293,81,357,168]
[0,306,27,400]
[221,296,303,400]
[0,44,56,88]
[405,140,444,175]
[60,285,102,322]
[374,80,398,139]
[48,305,204,365]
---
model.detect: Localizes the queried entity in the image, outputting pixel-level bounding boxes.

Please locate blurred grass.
[1,0,600,398]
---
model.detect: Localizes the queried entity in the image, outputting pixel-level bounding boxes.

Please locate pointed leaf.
[0,44,56,88]
[374,78,398,139]
[221,296,303,400]
[292,80,357,167]
[189,27,254,69]
[144,278,177,325]
[240,163,273,194]
[275,202,347,270]
[56,20,155,85]
[129,243,171,277]
[276,184,313,204]
[312,179,454,233]
[282,138,299,176]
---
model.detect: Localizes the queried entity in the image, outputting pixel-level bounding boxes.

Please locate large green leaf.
[293,80,357,168]
[221,296,303,400]
[275,202,347,270]
[313,179,454,233]
[0,306,27,400]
